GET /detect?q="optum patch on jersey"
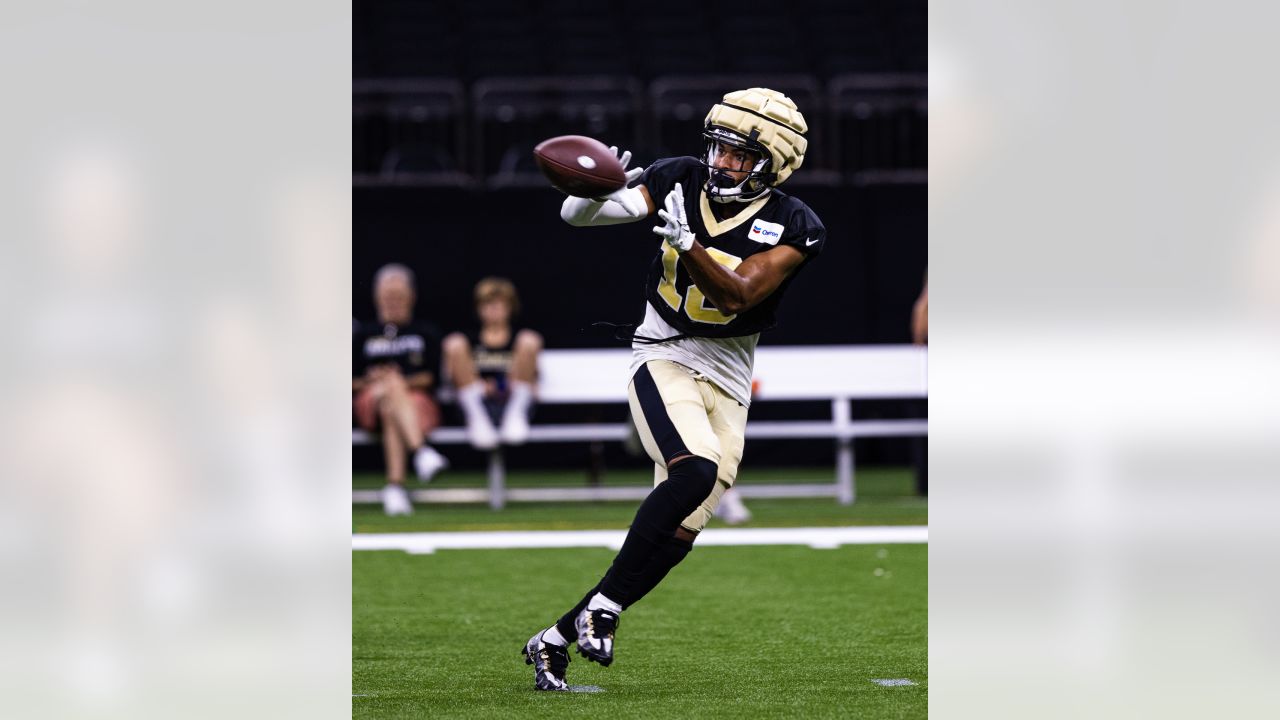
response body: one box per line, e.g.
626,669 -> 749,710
747,219 -> 784,245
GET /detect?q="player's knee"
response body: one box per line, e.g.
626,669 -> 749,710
671,454 -> 716,483
631,456 -> 718,541
377,397 -> 397,418
514,329 -> 543,354
442,332 -> 469,356
665,455 -> 718,509
668,441 -> 721,469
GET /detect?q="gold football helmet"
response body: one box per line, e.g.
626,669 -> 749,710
701,88 -> 808,202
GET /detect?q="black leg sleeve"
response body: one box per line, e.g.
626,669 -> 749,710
553,531 -> 697,641
623,533 -> 695,609
597,456 -> 717,606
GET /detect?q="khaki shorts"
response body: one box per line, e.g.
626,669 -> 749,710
353,385 -> 441,434
627,359 -> 748,533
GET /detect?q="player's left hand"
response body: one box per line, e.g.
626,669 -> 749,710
652,182 -> 695,252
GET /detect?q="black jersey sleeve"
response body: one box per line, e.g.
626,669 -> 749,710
777,200 -> 827,258
635,156 -> 701,209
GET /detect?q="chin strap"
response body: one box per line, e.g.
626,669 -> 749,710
703,170 -> 773,204
708,188 -> 772,204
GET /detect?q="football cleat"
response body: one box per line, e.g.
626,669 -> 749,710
574,608 -> 619,666
523,630 -> 570,691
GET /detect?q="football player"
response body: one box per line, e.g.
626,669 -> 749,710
523,88 -> 825,691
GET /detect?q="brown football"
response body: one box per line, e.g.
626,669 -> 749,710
532,135 -> 627,198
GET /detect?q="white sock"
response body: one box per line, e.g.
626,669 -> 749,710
458,381 -> 486,412
507,380 -> 534,415
586,593 -> 623,615
542,625 -> 568,647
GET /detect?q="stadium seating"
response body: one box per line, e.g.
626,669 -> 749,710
353,0 -> 925,81
353,79 -> 473,184
472,77 -> 643,183
353,73 -> 925,186
351,0 -> 928,186
830,74 -> 928,183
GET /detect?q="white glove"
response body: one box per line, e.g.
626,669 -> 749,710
610,145 -> 645,184
652,182 -> 695,252
561,147 -> 648,226
592,145 -> 645,217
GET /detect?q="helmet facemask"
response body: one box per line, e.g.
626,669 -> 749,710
701,126 -> 774,204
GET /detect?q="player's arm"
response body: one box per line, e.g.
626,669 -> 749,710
652,182 -> 808,314
681,243 -> 805,315
560,186 -> 654,226
560,147 -> 655,226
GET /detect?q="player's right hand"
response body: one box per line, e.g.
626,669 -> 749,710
593,146 -> 645,217
652,182 -> 695,252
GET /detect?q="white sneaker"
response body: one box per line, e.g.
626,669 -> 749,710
716,488 -> 752,525
381,484 -> 413,516
465,411 -> 500,450
498,408 -> 530,445
413,445 -> 449,482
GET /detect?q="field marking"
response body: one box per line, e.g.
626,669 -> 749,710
352,526 -> 926,553
567,685 -> 605,693
871,679 -> 917,687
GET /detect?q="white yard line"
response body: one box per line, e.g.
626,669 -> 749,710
352,526 -> 927,553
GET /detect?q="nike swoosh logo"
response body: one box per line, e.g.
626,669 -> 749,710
805,237 -> 819,246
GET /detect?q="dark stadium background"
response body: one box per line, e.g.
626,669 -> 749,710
352,0 -> 926,473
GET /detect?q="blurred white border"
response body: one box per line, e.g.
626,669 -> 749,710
0,3 -> 350,718
931,0 -> 1280,716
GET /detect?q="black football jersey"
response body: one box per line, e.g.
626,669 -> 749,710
467,327 -> 526,399
636,157 -> 826,338
353,320 -> 442,380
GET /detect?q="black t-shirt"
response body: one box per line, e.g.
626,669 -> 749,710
635,156 -> 826,338
353,320 -> 442,385
469,328 -> 518,399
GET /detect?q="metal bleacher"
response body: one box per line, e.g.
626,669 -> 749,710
352,346 -> 928,510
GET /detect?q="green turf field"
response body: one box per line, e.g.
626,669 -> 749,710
353,466 -> 927,532
353,543 -> 926,719
353,465 -> 927,717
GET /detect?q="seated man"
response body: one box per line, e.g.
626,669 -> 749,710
443,277 -> 542,449
353,264 -> 448,516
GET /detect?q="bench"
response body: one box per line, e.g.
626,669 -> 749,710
353,345 -> 928,509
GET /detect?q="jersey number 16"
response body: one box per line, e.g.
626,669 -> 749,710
656,244 -> 743,325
